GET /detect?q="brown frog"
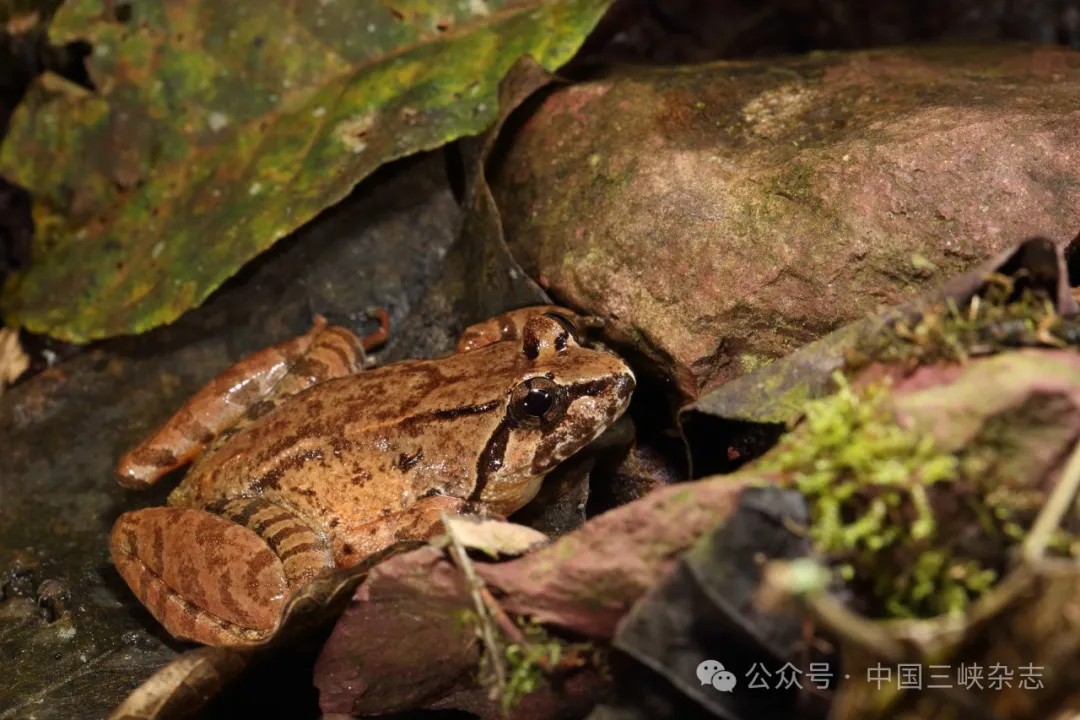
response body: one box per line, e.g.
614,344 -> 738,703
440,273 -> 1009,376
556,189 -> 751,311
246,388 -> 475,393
110,307 -> 635,646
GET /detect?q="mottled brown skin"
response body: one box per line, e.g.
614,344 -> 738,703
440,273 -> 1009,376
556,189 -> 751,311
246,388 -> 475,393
117,310 -> 390,489
111,309 -> 634,647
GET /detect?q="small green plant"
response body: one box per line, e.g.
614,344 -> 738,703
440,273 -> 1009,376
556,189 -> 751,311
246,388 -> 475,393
501,639 -> 564,713
461,606 -> 592,716
848,273 -> 1079,372
755,372 -> 1048,619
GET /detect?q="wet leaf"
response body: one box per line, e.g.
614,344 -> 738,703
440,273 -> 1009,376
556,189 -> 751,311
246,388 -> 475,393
313,547 -> 479,716
0,0 -> 614,342
591,488 -> 820,720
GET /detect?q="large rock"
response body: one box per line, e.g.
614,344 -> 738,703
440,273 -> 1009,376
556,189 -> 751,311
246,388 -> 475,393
492,44 -> 1080,401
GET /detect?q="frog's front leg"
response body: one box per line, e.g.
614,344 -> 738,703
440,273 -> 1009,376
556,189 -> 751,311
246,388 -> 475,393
110,498 -> 335,647
338,494 -> 471,564
118,311 -> 389,489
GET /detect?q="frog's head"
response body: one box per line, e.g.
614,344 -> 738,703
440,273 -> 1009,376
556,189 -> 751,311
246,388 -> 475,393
477,313 -> 635,514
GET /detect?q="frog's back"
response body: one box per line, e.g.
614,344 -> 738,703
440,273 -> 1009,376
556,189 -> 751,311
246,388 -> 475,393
167,347 -> 518,515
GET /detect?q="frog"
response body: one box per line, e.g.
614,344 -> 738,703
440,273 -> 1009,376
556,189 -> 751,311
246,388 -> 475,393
110,307 -> 635,647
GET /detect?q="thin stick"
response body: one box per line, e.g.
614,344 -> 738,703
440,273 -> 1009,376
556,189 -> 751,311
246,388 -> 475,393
480,587 -> 528,645
1024,436 -> 1080,561
442,513 -> 507,692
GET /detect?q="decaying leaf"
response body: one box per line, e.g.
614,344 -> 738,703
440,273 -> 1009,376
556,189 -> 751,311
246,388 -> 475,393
591,488 -> 822,720
0,326 -> 29,394
0,0 -> 614,342
433,515 -> 550,559
313,546 -> 479,716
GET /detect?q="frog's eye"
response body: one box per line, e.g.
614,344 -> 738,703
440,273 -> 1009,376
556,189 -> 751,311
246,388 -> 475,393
508,377 -> 568,428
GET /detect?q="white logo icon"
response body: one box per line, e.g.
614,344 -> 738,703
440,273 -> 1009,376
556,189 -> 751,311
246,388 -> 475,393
696,659 -> 737,692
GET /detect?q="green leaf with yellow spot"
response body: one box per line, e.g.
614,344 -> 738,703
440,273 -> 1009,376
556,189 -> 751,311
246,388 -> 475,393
0,0 -> 613,342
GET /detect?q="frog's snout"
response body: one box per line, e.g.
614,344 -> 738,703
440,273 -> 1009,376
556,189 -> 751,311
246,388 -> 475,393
612,372 -> 636,413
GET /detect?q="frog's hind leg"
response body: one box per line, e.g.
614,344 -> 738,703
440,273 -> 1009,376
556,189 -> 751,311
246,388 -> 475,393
110,500 -> 335,647
205,497 -> 335,587
117,312 -> 388,490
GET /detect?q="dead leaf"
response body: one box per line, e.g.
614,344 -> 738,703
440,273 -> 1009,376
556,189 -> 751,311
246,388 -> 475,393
0,327 -> 29,394
433,516 -> 550,559
593,487 -> 820,720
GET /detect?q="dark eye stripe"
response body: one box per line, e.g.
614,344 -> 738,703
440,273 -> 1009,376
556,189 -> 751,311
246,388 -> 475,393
471,418 -> 512,502
563,377 -> 615,399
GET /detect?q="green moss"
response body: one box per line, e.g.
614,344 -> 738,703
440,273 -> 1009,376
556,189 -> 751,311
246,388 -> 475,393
501,638 -> 563,713
848,273 -> 1080,372
754,370 -> 1061,619
461,608 -> 595,717
738,352 -> 775,374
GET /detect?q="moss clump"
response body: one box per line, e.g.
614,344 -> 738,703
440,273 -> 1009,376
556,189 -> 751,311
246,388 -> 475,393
755,373 -> 1030,619
501,639 -> 563,713
847,273 -> 1080,372
460,607 -> 594,716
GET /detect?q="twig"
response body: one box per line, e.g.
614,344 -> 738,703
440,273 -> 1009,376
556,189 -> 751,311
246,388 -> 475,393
442,513 -> 507,693
1024,435 -> 1080,561
480,587 -> 528,644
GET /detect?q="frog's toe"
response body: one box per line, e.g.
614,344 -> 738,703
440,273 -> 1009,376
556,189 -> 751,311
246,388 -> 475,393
110,507 -> 288,646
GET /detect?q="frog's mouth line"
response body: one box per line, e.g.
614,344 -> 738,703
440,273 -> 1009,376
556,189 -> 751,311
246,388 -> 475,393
470,373 -> 635,504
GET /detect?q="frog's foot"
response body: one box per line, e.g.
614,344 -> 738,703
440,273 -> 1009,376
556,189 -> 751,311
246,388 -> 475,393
455,306 -> 597,353
111,501 -> 334,647
358,307 -> 391,361
337,495 -> 468,565
118,315 -> 385,490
